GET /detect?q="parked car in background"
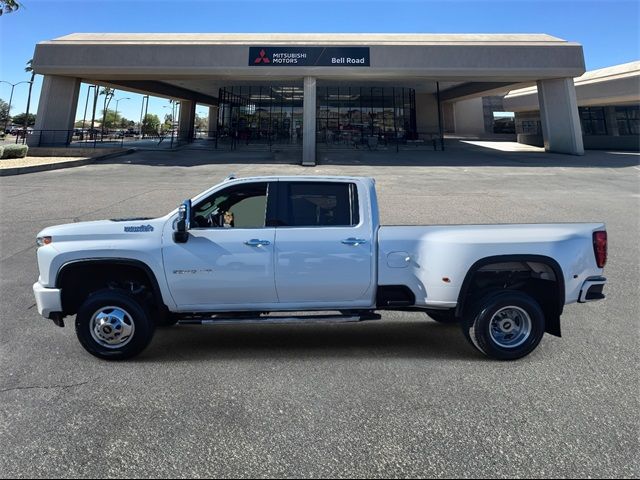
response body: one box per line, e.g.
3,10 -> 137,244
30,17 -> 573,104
14,128 -> 33,138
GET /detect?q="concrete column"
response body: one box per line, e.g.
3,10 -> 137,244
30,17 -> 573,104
453,97 -> 485,135
29,75 -> 81,146
208,106 -> 218,138
302,77 -> 316,166
178,100 -> 196,142
537,78 -> 584,155
442,102 -> 455,133
415,93 -> 439,134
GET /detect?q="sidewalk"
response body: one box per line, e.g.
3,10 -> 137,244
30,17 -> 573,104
0,148 -> 135,176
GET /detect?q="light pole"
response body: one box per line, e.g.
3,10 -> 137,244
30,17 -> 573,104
171,101 -> 181,146
1,80 -> 32,133
139,95 -> 149,138
114,97 -> 130,146
113,97 -> 130,131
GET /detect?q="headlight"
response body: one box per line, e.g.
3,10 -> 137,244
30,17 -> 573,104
36,236 -> 52,247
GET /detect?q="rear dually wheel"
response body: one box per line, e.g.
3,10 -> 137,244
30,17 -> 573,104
462,291 -> 545,360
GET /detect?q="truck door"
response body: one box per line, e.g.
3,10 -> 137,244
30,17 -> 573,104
274,181 -> 374,306
162,181 -> 279,310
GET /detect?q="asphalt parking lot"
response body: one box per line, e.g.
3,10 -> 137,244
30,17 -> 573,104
1,143 -> 638,478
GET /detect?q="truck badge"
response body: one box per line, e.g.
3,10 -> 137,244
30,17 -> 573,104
124,225 -> 154,233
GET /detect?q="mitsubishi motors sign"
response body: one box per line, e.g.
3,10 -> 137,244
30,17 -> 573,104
249,47 -> 370,67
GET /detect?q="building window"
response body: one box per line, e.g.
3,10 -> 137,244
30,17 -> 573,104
615,106 -> 639,136
316,86 -> 416,145
579,107 -> 607,135
216,85 -> 416,146
517,120 -> 540,135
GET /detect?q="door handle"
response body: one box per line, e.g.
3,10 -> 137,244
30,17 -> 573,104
245,239 -> 271,247
341,238 -> 367,246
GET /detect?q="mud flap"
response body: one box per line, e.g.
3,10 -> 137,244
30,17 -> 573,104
545,315 -> 561,337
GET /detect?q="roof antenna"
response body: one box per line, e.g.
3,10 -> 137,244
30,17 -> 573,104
224,173 -> 237,182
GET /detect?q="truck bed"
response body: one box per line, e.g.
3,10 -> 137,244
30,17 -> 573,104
377,223 -> 605,308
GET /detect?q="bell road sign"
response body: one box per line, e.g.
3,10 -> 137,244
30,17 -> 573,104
249,47 -> 370,67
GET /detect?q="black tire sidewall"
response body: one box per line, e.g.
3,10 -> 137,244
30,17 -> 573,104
467,291 -> 545,360
75,290 -> 155,360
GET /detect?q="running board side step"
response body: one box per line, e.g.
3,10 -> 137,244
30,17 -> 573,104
178,312 -> 381,326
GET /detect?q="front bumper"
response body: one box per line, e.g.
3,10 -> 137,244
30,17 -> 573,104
33,282 -> 62,318
578,276 -> 607,303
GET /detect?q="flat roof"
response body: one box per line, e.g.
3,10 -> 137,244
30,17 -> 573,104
506,61 -> 640,98
45,32 -> 575,46
32,32 -> 586,103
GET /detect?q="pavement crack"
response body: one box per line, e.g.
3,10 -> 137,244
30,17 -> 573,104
0,380 -> 91,394
0,244 -> 37,263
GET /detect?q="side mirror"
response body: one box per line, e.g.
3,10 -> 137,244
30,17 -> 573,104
173,199 -> 191,243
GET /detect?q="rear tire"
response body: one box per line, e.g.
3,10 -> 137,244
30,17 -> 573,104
461,291 -> 545,360
75,289 -> 155,360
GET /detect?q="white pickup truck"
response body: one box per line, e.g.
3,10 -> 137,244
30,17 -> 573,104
33,175 -> 607,361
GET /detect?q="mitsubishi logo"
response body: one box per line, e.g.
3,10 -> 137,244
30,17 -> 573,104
254,49 -> 270,64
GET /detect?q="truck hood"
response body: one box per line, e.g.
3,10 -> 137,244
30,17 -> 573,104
37,217 -> 168,242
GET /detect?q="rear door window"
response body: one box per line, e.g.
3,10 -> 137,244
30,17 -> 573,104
278,182 -> 359,227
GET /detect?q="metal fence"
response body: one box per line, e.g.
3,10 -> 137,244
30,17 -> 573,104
3,128 -> 445,152
7,129 -> 188,150
200,130 -> 445,152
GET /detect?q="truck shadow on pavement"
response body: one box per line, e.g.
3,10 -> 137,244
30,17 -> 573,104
141,321 -> 482,362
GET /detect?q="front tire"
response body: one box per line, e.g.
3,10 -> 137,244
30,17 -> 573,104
462,291 -> 545,360
75,289 -> 155,360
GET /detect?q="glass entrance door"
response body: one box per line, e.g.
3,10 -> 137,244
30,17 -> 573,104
218,86 -> 304,146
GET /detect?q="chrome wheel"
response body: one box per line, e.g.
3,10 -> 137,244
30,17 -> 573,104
489,306 -> 532,349
90,306 -> 135,349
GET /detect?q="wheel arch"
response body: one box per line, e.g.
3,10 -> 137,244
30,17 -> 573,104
56,258 -> 166,316
455,254 -> 565,337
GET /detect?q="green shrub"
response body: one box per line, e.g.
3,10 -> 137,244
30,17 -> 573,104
1,144 -> 29,159
0,146 -> 4,158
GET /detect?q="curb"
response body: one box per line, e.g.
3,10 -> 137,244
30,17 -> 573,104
0,148 -> 137,176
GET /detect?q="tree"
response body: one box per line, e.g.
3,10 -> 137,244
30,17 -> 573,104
99,87 -> 115,134
101,109 -> 121,130
0,0 -> 20,15
163,113 -> 173,132
11,112 -> 36,127
24,59 -> 36,131
142,113 -> 160,135
195,113 -> 208,131
0,99 -> 9,126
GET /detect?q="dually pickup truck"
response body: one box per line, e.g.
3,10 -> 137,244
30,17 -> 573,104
33,175 -> 608,361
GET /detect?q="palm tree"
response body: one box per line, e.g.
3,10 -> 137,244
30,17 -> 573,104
23,59 -> 35,135
99,87 -> 115,137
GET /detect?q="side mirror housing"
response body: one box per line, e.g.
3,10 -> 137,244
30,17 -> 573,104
173,199 -> 191,243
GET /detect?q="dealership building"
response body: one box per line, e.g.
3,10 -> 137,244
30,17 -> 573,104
504,61 -> 639,151
31,33 -> 590,164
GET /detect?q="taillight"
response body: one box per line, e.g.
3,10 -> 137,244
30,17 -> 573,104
593,231 -> 607,268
